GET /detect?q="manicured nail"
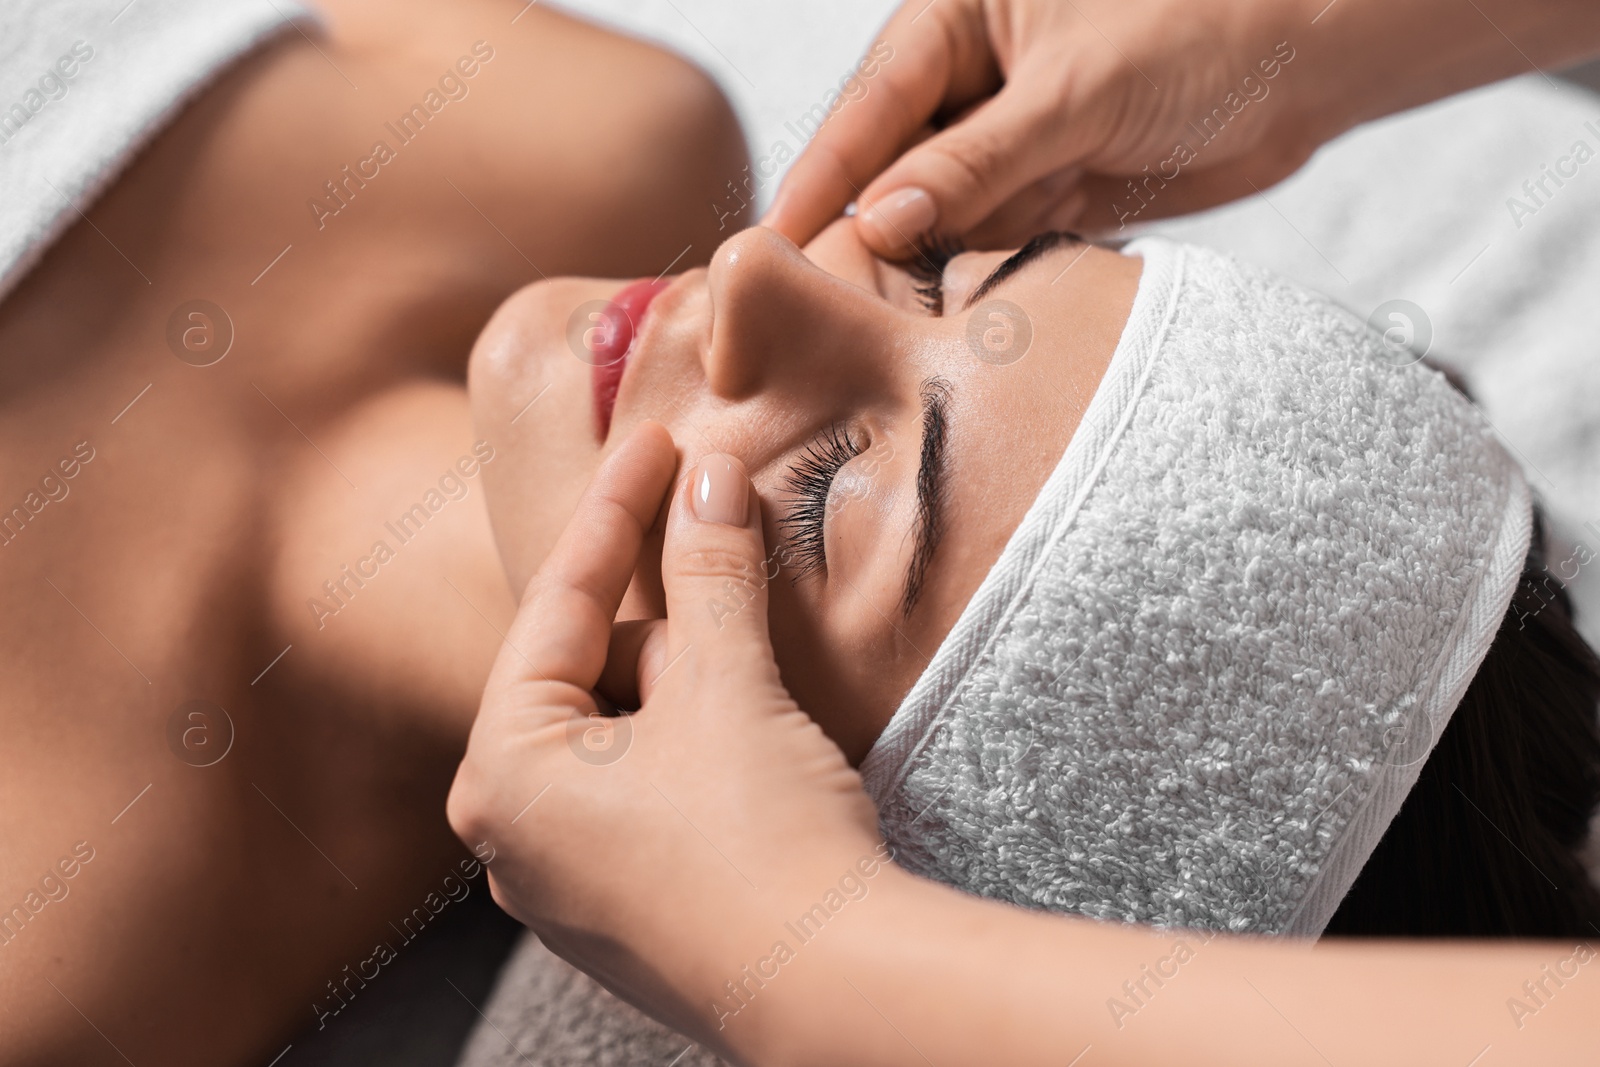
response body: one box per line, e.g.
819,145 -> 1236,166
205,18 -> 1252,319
690,454 -> 748,526
860,187 -> 937,249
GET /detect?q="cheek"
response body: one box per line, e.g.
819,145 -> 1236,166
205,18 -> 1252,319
763,577 -> 907,766
765,580 -> 852,748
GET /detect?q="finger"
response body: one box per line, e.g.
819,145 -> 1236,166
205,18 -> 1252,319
658,453 -> 781,677
761,2 -> 998,247
486,422 -> 678,700
852,67 -> 1100,258
597,618 -> 669,710
960,165 -> 1083,249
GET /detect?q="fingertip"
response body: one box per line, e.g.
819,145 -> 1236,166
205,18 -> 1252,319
601,420 -> 678,490
757,187 -> 795,240
685,452 -> 752,527
763,191 -> 838,249
857,186 -> 937,256
660,452 -> 774,649
623,419 -> 676,457
854,216 -> 914,260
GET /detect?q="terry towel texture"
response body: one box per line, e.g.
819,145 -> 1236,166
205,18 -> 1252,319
861,235 -> 1531,935
454,935 -> 727,1067
0,0 -> 313,304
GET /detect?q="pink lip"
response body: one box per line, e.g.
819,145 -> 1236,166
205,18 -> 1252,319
590,278 -> 671,441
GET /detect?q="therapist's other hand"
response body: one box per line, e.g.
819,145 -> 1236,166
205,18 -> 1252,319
764,0 -> 1317,255
447,422 -> 882,1050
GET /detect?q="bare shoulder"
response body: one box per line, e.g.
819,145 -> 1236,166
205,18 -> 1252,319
300,0 -> 752,285
0,2 -> 753,1062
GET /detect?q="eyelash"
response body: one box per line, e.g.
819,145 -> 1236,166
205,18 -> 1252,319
777,422 -> 864,578
906,234 -> 965,316
775,238 -> 962,578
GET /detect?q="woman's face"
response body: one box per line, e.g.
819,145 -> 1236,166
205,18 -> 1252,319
469,221 -> 1141,763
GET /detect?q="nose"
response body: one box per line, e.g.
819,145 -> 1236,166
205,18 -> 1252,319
701,225 -> 907,401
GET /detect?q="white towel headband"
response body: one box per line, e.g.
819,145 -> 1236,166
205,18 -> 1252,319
861,236 -> 1531,935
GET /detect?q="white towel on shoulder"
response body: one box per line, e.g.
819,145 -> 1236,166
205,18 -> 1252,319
0,0 -> 314,303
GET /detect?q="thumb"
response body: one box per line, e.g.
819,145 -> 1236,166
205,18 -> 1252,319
855,71 -> 1095,257
659,453 -> 782,684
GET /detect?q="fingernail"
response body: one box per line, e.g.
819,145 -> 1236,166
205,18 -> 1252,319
860,187 -> 936,249
690,454 -> 748,526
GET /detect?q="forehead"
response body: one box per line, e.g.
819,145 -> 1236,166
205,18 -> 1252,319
915,244 -> 1141,616
806,244 -> 1145,739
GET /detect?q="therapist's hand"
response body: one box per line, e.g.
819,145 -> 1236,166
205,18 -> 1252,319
763,0 -> 1318,254
445,437 -> 1600,1067
446,422 -> 883,1053
767,0 -> 1600,256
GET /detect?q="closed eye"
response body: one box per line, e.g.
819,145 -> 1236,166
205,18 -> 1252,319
906,235 -> 964,316
777,422 -> 862,578
905,230 -> 1085,317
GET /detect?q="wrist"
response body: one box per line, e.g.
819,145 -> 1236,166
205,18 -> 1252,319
729,870 -> 915,1067
721,860 -> 931,1067
1276,0 -> 1600,145
683,841 -> 908,1066
1245,0 -> 1364,156
738,864 -> 1094,1067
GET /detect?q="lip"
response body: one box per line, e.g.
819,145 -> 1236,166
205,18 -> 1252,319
590,278 -> 672,441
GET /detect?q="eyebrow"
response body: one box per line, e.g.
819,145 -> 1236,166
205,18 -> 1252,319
961,230 -> 1082,312
901,376 -> 951,618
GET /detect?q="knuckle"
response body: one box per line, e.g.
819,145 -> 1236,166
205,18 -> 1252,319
530,566 -> 610,615
673,542 -> 760,584
930,134 -> 1007,203
486,873 -> 511,916
589,489 -> 646,533
445,773 -> 487,843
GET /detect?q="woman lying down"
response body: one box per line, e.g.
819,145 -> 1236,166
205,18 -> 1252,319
454,228 -> 1600,1067
3,1 -> 1597,1065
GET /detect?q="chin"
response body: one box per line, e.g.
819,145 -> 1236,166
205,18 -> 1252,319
467,278 -> 611,592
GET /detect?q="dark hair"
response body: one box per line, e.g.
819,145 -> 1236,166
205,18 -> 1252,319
1324,505 -> 1600,937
